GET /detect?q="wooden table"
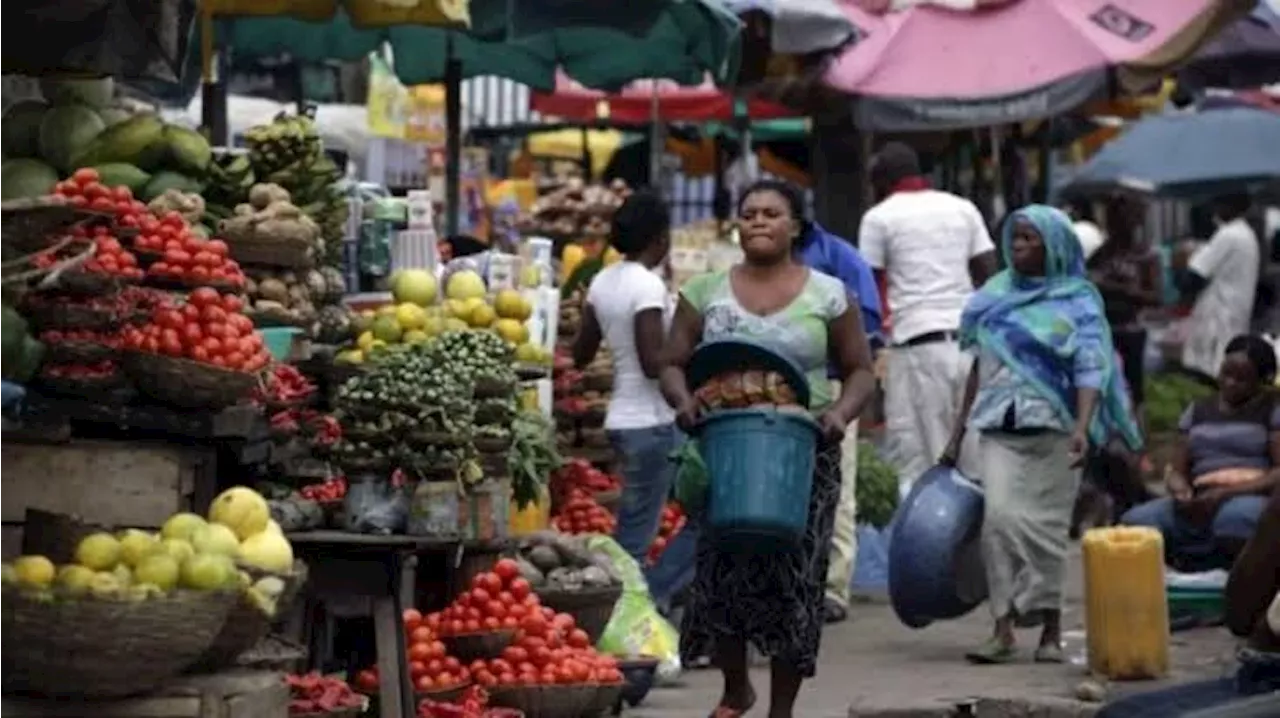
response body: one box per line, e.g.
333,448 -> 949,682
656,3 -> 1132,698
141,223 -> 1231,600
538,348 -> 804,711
285,532 -> 512,718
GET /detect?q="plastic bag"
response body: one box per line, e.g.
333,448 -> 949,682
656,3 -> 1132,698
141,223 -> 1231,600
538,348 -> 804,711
344,472 -> 408,534
585,536 -> 682,682
670,441 -> 708,515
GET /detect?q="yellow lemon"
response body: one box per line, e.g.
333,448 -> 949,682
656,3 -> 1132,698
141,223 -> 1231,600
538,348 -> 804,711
75,532 -> 122,571
13,555 -> 55,589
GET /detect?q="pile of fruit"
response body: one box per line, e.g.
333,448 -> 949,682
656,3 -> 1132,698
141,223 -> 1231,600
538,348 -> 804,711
549,458 -> 621,507
299,476 -> 348,504
516,178 -> 630,240
467,606 -> 623,688
694,369 -> 802,411
2,487 -> 293,616
285,673 -> 364,716
137,211 -> 246,291
121,287 -> 270,373
417,685 -> 522,718
430,558 -> 534,637
245,264 -> 347,329
646,501 -> 687,566
337,268 -> 546,368
509,532 -> 621,594
2,77 -> 211,208
550,490 -> 617,536
252,363 -> 317,408
551,344 -> 611,452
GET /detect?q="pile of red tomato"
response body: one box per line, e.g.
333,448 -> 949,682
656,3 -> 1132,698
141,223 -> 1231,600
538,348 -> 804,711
417,685 -> 522,718
467,606 -> 623,689
136,212 -> 245,290
646,501 -> 687,565
430,559 -> 534,637
53,168 -> 147,223
355,610 -> 469,696
32,224 -> 144,281
551,489 -> 617,535
121,287 -> 270,372
550,458 -> 621,501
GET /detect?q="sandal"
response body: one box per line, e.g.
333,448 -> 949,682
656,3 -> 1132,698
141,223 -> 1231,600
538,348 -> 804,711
824,597 -> 849,624
708,689 -> 756,718
1034,644 -> 1065,664
965,638 -> 1018,665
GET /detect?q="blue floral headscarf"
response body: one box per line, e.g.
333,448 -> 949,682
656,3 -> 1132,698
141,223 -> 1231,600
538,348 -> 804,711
959,204 -> 1143,451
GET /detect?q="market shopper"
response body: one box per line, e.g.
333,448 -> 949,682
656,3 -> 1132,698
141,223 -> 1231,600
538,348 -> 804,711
659,180 -> 876,718
1176,193 -> 1262,381
745,180 -> 883,625
859,142 -> 998,497
572,190 -> 684,566
1121,334 -> 1278,571
942,205 -> 1142,664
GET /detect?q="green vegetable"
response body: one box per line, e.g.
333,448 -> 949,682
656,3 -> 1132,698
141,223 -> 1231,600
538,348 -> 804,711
1144,373 -> 1213,434
509,410 -> 560,509
856,441 -> 898,529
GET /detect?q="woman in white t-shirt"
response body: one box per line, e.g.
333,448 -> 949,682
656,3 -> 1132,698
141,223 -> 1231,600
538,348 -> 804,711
573,191 -> 682,565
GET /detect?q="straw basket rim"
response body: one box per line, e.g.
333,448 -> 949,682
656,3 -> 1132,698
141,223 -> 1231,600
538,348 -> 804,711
123,350 -> 261,409
441,629 -> 516,661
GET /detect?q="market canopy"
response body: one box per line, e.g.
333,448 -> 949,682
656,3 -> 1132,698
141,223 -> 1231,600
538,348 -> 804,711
819,0 -> 1252,131
1058,104 -> 1280,199
217,0 -> 742,90
530,71 -> 794,123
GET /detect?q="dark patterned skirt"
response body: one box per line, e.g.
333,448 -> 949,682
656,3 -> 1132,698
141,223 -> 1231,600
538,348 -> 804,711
679,441 -> 841,678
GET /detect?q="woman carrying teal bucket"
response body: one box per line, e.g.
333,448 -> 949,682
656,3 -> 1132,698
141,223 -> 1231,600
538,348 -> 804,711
942,204 -> 1143,664
659,180 -> 877,718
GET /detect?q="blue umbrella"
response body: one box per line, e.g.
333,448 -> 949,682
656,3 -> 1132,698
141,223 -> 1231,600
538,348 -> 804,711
1060,105 -> 1280,199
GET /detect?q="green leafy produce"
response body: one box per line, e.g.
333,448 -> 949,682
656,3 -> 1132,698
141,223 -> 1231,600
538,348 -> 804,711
1144,373 -> 1213,434
509,410 -> 561,509
856,441 -> 898,528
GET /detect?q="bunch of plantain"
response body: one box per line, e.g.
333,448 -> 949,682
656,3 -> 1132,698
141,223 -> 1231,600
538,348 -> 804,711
203,153 -> 255,225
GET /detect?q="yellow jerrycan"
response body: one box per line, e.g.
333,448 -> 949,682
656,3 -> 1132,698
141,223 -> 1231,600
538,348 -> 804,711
1082,527 -> 1170,680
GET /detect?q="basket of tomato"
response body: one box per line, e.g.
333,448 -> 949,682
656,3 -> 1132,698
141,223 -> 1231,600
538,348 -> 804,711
429,559 -> 538,661
135,211 -> 246,293
120,287 -> 269,409
37,359 -> 134,402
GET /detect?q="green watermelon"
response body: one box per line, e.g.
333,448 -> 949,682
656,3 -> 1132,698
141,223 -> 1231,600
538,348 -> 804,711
38,103 -> 105,173
1,159 -> 58,200
1,100 -> 49,159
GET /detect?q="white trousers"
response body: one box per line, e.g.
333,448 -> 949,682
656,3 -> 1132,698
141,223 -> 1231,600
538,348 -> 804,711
826,415 -> 859,607
883,340 -> 975,498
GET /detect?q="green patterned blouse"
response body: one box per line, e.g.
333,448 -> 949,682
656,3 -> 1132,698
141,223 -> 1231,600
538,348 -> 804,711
680,268 -> 849,410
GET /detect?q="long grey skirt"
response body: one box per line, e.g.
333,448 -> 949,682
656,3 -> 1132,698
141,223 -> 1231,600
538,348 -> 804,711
978,431 -> 1080,620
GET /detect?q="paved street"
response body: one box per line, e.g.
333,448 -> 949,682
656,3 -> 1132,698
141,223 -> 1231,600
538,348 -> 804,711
625,553 -> 1240,717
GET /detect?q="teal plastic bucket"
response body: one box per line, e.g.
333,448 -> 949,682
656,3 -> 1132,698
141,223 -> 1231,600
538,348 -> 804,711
699,408 -> 819,551
261,327 -> 301,361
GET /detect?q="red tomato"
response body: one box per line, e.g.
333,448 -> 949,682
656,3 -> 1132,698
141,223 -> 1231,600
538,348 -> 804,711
471,587 -> 491,606
415,675 -> 435,691
409,626 -> 432,644
508,578 -> 531,601
355,669 -> 379,692
408,642 -> 431,661
493,558 -> 520,583
189,287 -> 220,307
72,168 -> 100,185
473,571 -> 503,594
221,293 -> 244,313
408,660 -> 426,679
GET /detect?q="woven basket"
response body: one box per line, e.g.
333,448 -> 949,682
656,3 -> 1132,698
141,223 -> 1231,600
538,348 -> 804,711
235,633 -> 308,671
442,630 -> 515,661
584,683 -> 624,716
24,301 -> 120,331
57,270 -> 125,295
0,197 -> 87,251
1,588 -> 238,698
144,275 -> 242,295
45,339 -> 118,364
416,681 -> 470,705
124,352 -> 260,409
489,685 -> 596,718
190,560 -> 309,672
475,435 -> 514,453
226,236 -> 314,269
536,586 -> 622,643
37,373 -> 135,404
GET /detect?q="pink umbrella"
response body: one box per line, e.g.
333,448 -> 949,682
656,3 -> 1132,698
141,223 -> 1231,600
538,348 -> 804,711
531,70 -> 796,123
824,0 -> 1252,130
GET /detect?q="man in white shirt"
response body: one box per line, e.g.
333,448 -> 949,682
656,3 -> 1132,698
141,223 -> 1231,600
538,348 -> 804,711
1176,194 -> 1261,379
859,143 -> 998,496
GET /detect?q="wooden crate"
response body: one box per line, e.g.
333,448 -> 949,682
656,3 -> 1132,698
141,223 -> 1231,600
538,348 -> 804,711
0,671 -> 288,718
1,440 -> 211,560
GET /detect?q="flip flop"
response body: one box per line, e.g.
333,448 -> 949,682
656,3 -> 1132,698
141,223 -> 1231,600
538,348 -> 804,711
1034,644 -> 1065,664
824,598 -> 849,624
708,689 -> 757,718
965,638 -> 1018,665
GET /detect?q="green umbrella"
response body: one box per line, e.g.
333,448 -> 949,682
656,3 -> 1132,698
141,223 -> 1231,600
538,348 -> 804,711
217,0 -> 741,90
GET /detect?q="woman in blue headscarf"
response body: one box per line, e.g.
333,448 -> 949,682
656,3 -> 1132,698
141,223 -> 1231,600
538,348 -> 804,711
941,205 -> 1143,665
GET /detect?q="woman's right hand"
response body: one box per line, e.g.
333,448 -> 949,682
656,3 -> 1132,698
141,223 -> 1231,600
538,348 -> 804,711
939,431 -> 964,467
675,396 -> 702,432
1166,469 -> 1193,501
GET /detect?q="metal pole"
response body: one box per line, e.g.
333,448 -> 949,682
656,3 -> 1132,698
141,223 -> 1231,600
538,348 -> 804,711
444,33 -> 463,237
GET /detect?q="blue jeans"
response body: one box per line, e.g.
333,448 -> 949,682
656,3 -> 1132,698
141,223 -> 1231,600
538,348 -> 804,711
1121,495 -> 1267,572
608,424 -> 685,565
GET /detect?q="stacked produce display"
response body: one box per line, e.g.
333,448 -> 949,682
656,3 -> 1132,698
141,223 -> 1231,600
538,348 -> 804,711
515,179 -> 630,244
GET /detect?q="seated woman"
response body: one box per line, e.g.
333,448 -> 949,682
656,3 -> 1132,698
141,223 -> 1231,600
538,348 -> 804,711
1122,335 -> 1279,571
1096,484 -> 1280,718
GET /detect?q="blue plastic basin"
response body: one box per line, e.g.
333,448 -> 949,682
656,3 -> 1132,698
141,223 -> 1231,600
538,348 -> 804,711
888,464 -> 988,628
700,407 -> 819,551
260,327 -> 301,361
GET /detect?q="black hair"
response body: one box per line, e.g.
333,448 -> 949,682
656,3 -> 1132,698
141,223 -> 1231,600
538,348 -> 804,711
1214,192 -> 1253,221
738,178 -> 806,220
1224,334 -> 1278,383
870,141 -> 921,186
446,234 -> 488,258
609,190 -> 670,256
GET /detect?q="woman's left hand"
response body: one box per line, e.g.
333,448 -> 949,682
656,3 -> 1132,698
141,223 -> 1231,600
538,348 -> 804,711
818,410 -> 848,443
1067,429 -> 1089,468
